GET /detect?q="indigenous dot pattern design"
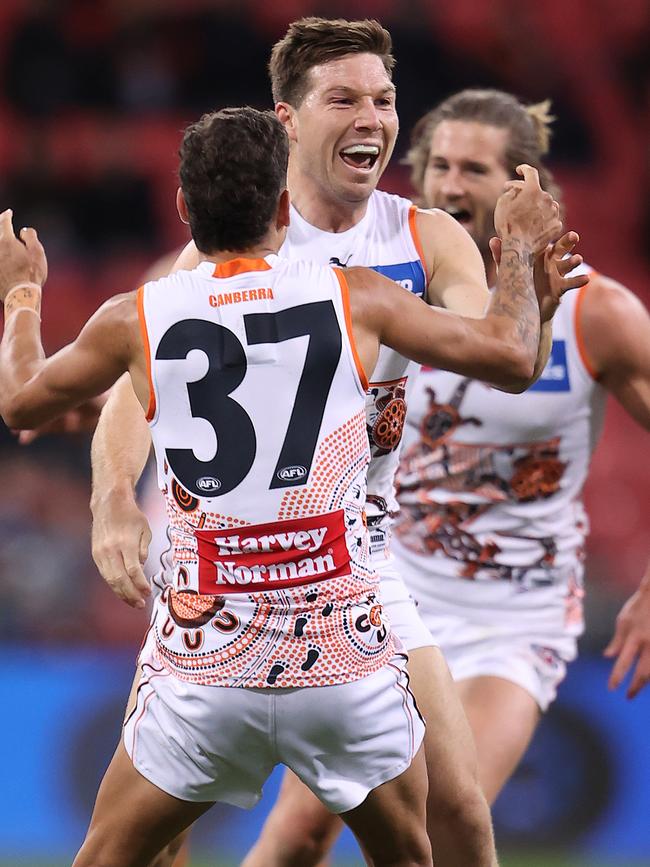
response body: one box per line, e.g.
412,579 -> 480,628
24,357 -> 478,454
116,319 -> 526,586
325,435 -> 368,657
151,411 -> 393,688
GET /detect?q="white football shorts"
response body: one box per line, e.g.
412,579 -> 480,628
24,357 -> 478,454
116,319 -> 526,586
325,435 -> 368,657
123,632 -> 425,813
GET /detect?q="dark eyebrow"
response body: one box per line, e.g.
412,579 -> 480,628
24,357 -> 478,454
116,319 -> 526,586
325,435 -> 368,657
463,160 -> 490,172
324,84 -> 397,97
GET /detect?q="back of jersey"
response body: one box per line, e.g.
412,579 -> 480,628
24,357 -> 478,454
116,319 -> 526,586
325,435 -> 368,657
138,254 -> 393,688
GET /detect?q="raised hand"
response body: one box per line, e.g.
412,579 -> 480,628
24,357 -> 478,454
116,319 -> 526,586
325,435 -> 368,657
534,231 -> 589,323
494,164 -> 563,256
0,210 -> 48,300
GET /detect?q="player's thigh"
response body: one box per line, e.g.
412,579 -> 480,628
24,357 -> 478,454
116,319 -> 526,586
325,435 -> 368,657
270,768 -> 342,837
73,740 -> 212,867
341,745 -> 431,866
278,657 -> 425,815
407,644 -> 481,791
456,675 -> 540,804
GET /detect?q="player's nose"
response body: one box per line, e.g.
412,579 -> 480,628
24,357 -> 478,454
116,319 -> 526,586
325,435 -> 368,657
354,98 -> 382,131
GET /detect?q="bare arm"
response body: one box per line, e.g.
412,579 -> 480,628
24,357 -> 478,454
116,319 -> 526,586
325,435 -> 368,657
579,274 -> 650,698
349,246 -> 542,393
492,230 -> 589,384
0,292 -> 139,428
90,375 -> 154,609
0,211 -> 143,428
417,208 -> 490,318
581,275 -> 650,429
88,244 -> 199,608
349,165 -> 563,392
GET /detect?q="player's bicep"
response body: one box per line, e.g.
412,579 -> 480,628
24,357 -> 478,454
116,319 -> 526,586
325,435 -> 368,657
418,209 -> 489,317
25,296 -> 134,417
583,280 -> 650,430
372,273 -> 473,368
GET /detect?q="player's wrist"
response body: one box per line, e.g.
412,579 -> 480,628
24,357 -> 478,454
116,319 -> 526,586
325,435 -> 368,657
497,236 -> 534,260
3,282 -> 43,320
90,479 -> 138,514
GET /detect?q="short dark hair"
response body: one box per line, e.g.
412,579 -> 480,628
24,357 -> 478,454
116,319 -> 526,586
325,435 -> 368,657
269,17 -> 395,106
406,89 -> 561,203
179,107 -> 289,253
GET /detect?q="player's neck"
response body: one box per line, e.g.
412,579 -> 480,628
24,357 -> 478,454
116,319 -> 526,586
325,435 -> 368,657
197,239 -> 280,267
288,165 -> 370,233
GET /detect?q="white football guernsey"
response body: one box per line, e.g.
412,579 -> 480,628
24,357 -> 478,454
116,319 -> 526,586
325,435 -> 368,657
393,267 -> 606,637
138,254 -> 393,688
281,190 -> 428,543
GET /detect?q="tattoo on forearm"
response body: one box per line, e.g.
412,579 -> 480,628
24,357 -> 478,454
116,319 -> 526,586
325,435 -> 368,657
4,283 -> 42,320
491,247 -> 539,352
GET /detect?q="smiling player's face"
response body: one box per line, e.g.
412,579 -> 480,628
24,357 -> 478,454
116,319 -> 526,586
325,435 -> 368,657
422,120 -> 510,257
283,52 -> 398,207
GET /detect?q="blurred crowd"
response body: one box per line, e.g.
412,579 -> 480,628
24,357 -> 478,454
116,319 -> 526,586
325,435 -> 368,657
0,0 -> 648,647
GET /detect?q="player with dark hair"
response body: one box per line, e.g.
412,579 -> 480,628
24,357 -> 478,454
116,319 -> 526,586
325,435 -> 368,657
0,102 -> 565,867
86,19 -> 582,867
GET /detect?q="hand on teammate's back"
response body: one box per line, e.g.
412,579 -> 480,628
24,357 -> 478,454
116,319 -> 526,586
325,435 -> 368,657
493,164 -> 562,255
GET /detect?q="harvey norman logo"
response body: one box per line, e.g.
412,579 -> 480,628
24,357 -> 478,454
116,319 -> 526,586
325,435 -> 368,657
196,510 -> 350,593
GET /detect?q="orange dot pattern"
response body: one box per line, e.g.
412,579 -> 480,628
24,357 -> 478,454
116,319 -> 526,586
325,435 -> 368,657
151,410 -> 394,688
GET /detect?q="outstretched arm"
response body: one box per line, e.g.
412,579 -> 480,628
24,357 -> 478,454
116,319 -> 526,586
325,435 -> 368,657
0,211 -> 141,428
350,165 -> 564,392
578,274 -> 650,698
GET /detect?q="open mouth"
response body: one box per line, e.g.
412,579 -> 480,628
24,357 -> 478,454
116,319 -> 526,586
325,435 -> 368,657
340,144 -> 380,171
444,206 -> 473,225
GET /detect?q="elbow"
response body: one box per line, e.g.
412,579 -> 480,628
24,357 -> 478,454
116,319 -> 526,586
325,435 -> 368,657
0,395 -> 39,430
492,346 -> 536,394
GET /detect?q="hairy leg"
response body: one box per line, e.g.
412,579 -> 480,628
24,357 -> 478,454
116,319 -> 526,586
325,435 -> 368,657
241,770 -> 341,867
456,675 -> 541,805
407,646 -> 498,867
72,740 -> 212,867
341,745 -> 432,867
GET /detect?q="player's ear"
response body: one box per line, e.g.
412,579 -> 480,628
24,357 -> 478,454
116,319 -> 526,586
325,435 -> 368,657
176,188 -> 190,225
277,189 -> 291,230
276,102 -> 298,142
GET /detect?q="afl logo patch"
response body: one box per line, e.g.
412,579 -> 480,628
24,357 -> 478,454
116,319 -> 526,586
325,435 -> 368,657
196,476 -> 222,494
277,465 -> 307,482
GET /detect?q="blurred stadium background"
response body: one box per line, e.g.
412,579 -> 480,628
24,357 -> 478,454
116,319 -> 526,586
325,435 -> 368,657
1,0 -> 649,865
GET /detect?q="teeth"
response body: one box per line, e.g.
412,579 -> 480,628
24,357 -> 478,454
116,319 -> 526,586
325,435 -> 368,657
444,206 -> 471,220
341,144 -> 380,155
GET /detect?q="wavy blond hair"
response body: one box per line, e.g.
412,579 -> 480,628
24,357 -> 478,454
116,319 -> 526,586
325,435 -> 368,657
406,89 -> 560,205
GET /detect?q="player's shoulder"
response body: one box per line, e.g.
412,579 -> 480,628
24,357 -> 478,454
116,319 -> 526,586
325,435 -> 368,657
578,267 -> 647,371
414,205 -> 469,232
580,269 -> 643,324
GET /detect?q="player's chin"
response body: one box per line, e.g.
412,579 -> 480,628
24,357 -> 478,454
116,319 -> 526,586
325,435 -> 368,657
339,168 -> 380,198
